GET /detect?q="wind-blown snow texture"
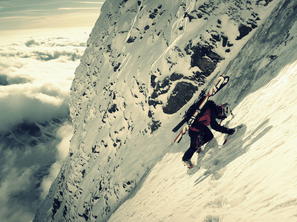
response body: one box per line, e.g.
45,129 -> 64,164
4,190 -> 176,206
34,0 -> 297,221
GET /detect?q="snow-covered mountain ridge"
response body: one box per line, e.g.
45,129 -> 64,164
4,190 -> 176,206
34,0 -> 297,221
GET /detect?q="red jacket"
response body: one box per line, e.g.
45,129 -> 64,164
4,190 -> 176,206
190,100 -> 230,134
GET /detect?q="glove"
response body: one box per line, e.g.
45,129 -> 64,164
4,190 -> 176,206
227,128 -> 235,135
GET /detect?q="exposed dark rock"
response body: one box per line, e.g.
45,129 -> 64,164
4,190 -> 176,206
163,81 -> 198,114
106,44 -> 112,52
108,104 -> 118,113
184,12 -> 197,22
149,9 -> 158,19
79,212 -> 89,221
187,44 -> 223,76
169,73 -> 183,81
104,206 -> 111,213
269,55 -> 278,60
236,24 -> 253,40
211,34 -> 221,42
248,21 -> 258,29
148,110 -> 153,118
52,198 -> 62,218
191,72 -> 206,83
205,50 -> 223,62
150,75 -> 157,88
256,0 -> 273,6
187,43 -> 223,62
149,13 -> 156,20
222,35 -> 228,47
144,25 -> 150,30
166,56 -> 177,70
150,73 -> 183,99
150,120 -> 161,133
148,99 -> 162,107
227,42 -> 233,47
92,145 -> 100,153
127,36 -> 136,43
112,62 -> 121,72
82,169 -> 86,178
119,0 -> 128,7
196,56 -> 217,75
197,13 -> 203,19
184,40 -> 193,54
63,206 -> 68,217
174,46 -> 184,57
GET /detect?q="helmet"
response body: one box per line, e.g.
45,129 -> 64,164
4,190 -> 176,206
217,103 -> 231,119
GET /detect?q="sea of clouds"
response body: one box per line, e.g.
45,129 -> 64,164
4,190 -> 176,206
0,28 -> 90,222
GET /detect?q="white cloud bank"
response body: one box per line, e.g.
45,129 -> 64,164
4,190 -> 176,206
0,28 -> 89,222
0,29 -> 89,131
41,123 -> 73,199
0,91 -> 67,132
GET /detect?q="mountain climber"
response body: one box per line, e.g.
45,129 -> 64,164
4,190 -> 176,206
182,100 -> 235,168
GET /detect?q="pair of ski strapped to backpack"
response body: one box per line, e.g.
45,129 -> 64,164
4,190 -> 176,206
172,75 -> 230,143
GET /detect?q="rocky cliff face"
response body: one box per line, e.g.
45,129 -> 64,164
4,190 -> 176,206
34,0 -> 283,221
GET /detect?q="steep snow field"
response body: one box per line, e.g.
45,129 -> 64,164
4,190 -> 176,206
109,1 -> 297,220
109,60 -> 297,222
109,2 -> 297,220
34,0 -> 297,221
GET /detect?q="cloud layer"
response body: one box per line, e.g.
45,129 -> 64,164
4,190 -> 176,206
0,32 -> 86,132
0,28 -> 88,222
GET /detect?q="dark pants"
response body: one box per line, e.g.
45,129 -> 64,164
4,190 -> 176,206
182,125 -> 213,161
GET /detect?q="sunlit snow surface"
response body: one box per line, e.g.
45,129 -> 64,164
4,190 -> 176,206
109,61 -> 297,222
0,27 -> 89,222
108,3 -> 297,221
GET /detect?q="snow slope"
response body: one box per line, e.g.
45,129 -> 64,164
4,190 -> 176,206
109,44 -> 297,222
34,0 -> 297,221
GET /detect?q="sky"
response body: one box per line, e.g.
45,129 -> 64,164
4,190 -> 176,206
0,0 -> 104,31
0,1 -> 104,221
